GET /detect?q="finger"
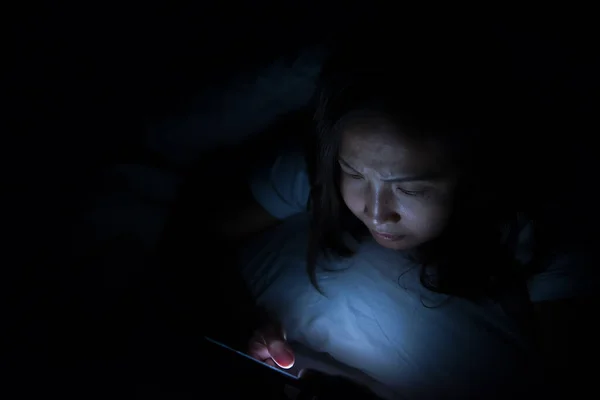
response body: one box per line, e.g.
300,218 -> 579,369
254,325 -> 295,369
249,338 -> 288,369
264,359 -> 277,367
248,339 -> 272,361
266,339 -> 295,369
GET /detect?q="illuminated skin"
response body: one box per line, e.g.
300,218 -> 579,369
249,122 -> 461,370
248,322 -> 295,369
339,122 -> 459,251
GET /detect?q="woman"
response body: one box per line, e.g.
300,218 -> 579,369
221,40 -> 595,399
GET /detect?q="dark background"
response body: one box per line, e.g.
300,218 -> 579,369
7,4 -> 598,398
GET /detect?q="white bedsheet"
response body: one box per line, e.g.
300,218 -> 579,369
240,213 -> 540,399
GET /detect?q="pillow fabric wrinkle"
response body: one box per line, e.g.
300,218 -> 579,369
269,152 -> 310,213
239,148 -> 598,397
364,298 -> 421,375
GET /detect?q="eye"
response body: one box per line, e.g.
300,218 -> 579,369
397,187 -> 427,197
341,169 -> 363,180
340,165 -> 363,179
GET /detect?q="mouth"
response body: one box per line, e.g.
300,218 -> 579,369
371,230 -> 405,242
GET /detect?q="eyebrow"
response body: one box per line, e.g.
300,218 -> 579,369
338,157 -> 441,183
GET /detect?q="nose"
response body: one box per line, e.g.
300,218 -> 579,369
364,187 -> 401,225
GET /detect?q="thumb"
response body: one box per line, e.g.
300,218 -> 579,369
266,339 -> 295,369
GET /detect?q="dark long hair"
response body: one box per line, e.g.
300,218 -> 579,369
306,42 -> 537,300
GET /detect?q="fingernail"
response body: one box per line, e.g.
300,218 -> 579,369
270,342 -> 295,369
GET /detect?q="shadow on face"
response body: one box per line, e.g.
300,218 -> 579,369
338,124 -> 459,250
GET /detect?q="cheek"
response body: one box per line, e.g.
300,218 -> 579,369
340,178 -> 364,213
403,201 -> 453,238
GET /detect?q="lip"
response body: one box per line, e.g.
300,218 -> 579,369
371,230 -> 405,241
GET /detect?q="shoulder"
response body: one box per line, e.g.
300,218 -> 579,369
528,248 -> 596,303
516,217 -> 597,303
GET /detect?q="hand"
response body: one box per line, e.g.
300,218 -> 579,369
298,369 -> 381,400
248,322 -> 295,369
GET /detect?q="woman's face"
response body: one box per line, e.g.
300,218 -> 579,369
339,123 -> 459,250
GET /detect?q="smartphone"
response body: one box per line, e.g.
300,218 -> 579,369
204,336 -> 300,383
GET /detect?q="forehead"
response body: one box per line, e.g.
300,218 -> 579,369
339,126 -> 445,172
